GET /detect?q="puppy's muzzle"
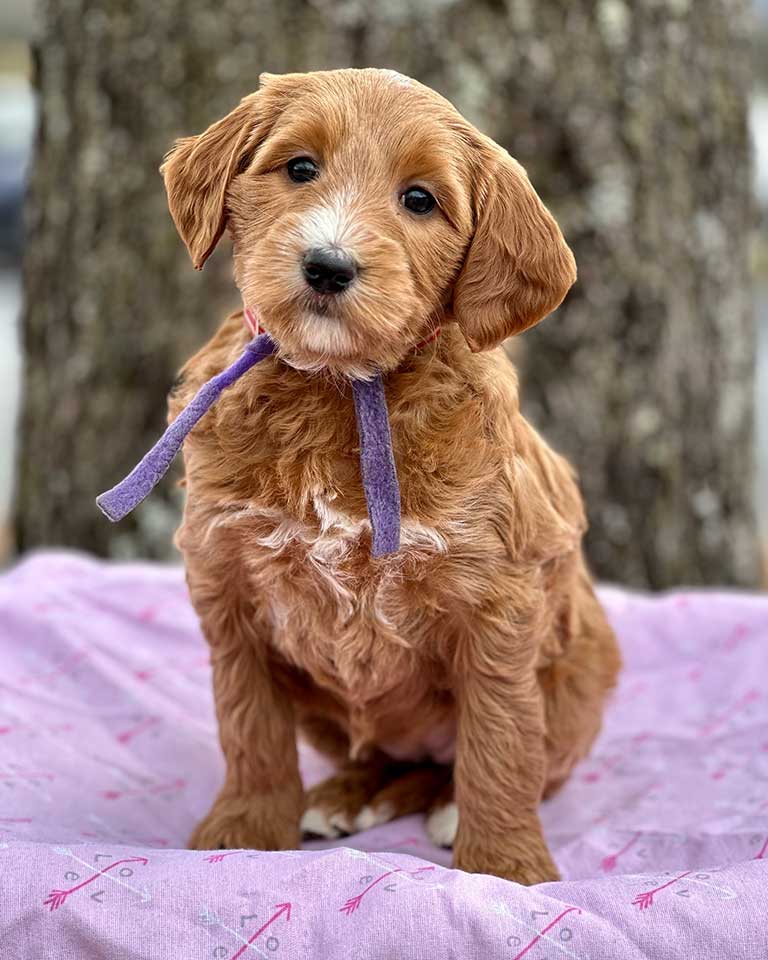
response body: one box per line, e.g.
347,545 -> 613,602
302,247 -> 357,295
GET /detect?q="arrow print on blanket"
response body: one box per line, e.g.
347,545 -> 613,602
201,901 -> 292,957
631,871 -> 692,910
340,865 -> 436,916
509,906 -> 583,960
44,852 -> 150,911
230,903 -> 292,959
630,869 -> 738,910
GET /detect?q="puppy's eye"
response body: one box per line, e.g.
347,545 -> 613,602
401,187 -> 436,215
287,157 -> 319,183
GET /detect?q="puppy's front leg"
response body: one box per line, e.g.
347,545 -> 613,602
453,624 -> 559,885
189,598 -> 302,852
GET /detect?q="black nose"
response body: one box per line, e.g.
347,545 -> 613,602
302,248 -> 357,294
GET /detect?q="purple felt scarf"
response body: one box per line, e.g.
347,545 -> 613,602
96,332 -> 401,557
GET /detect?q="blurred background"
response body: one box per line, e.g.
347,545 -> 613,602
0,0 -> 766,589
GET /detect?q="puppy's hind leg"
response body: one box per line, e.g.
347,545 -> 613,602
355,763 -> 452,833
302,759 -> 451,838
302,755 -> 392,839
539,578 -> 622,798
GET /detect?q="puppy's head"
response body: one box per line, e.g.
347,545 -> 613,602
162,69 -> 575,376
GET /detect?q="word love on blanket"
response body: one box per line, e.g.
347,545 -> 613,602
96,330 -> 401,557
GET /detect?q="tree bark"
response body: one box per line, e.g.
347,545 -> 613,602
499,1 -> 758,589
18,0 -> 758,585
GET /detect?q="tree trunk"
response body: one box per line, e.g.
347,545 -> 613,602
18,0 -> 758,585
499,1 -> 758,589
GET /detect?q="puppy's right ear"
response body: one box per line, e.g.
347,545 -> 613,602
161,75 -> 283,270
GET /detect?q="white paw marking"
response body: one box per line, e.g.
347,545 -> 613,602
328,810 -> 353,835
354,803 -> 395,832
301,807 -> 341,839
426,802 -> 458,847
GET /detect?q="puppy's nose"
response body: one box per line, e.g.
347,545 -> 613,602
302,247 -> 357,295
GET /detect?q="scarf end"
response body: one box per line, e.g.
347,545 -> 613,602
95,485 -> 141,523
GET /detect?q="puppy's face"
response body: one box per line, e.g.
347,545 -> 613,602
163,69 -> 576,377
226,71 -> 473,378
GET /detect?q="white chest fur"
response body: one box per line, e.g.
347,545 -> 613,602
212,496 -> 447,671
202,494 -> 457,761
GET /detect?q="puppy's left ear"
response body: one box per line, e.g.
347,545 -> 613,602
453,144 -> 576,352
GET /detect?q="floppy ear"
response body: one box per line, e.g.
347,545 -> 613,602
452,145 -> 576,352
161,75 -> 284,270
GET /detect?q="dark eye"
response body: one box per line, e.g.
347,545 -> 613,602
287,157 -> 319,183
401,187 -> 436,215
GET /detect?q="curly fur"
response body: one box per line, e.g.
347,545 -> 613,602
165,68 -> 620,884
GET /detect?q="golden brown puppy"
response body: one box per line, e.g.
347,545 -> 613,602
164,68 -> 620,885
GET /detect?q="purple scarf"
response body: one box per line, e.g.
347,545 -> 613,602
96,332 -> 401,557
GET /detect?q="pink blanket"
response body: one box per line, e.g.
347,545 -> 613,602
0,551 -> 766,958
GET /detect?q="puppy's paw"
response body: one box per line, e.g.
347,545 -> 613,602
302,763 -> 450,839
301,766 -> 388,839
499,858 -> 560,886
454,849 -> 560,885
300,805 -> 354,840
425,801 -> 459,848
453,825 -> 560,885
189,791 -> 301,852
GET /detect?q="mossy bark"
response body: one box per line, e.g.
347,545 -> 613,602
18,0 -> 758,585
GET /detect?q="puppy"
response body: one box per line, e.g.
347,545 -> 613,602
164,68 -> 620,885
